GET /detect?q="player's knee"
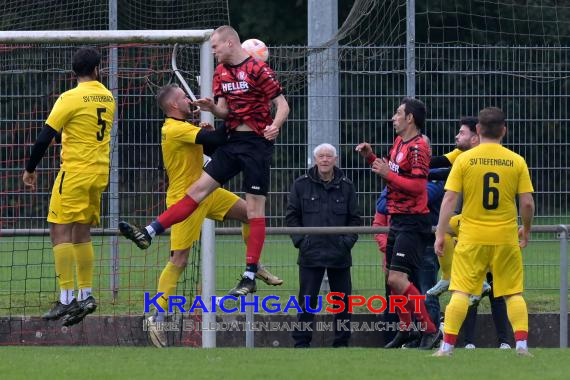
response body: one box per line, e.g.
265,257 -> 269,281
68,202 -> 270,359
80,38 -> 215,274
386,277 -> 398,291
386,272 -> 405,293
171,258 -> 188,268
72,223 -> 91,244
50,223 -> 73,245
246,211 -> 264,220
245,194 -> 265,218
170,252 -> 189,268
246,203 -> 265,219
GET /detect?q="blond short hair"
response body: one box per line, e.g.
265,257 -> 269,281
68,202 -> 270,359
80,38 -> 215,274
213,25 -> 240,43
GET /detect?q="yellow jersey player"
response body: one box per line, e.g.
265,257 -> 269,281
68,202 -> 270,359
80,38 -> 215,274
430,116 -> 480,171
433,107 -> 535,356
143,84 -> 283,348
22,47 -> 115,326
427,117 -> 491,301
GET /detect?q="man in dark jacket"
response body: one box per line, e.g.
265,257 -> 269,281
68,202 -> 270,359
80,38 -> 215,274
286,143 -> 361,348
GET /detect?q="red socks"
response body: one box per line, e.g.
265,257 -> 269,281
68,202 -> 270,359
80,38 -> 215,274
393,290 -> 413,328
391,283 -> 437,333
157,195 -> 199,229
246,218 -> 266,265
515,331 -> 528,342
444,334 -> 458,345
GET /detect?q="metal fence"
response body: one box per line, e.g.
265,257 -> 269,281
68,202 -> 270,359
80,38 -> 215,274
1,42 -> 568,313
2,45 -> 567,227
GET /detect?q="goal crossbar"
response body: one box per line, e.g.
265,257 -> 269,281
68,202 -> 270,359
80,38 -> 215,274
0,30 -> 213,44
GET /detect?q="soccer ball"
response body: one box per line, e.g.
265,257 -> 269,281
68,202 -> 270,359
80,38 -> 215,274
241,38 -> 269,62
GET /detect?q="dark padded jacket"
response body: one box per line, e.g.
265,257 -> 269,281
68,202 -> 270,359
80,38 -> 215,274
286,166 -> 361,268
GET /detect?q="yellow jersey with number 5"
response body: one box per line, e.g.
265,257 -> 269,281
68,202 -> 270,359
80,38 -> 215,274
445,143 -> 534,245
46,81 -> 115,174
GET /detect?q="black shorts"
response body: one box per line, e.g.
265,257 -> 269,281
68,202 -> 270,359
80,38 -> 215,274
385,214 -> 432,275
203,131 -> 274,196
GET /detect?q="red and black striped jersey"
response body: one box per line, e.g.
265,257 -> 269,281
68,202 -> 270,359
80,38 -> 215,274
385,134 -> 430,215
213,56 -> 282,136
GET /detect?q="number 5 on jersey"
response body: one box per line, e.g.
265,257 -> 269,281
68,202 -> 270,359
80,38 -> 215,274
96,107 -> 106,141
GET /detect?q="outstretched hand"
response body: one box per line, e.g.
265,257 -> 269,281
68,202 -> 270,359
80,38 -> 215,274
355,142 -> 373,159
191,97 -> 215,112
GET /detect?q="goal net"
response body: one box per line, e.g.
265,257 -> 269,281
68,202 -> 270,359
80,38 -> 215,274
0,32 -> 212,346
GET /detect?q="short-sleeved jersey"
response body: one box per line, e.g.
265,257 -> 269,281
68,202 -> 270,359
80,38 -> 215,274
213,56 -> 282,135
444,148 -> 463,165
445,143 -> 534,245
46,81 -> 115,174
386,134 -> 431,215
161,118 -> 203,207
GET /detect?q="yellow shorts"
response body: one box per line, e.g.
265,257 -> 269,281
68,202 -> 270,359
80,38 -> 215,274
449,214 -> 461,236
169,188 -> 240,251
449,241 -> 523,297
47,170 -> 108,225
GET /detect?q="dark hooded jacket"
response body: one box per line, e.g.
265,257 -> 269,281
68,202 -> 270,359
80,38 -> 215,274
286,166 -> 361,268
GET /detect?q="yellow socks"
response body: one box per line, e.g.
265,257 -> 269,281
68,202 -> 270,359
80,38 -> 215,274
73,241 -> 94,300
506,295 -> 529,345
443,292 -> 469,336
53,243 -> 75,304
156,261 -> 185,312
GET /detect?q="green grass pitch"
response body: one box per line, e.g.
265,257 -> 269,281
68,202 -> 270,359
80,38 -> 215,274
0,347 -> 568,379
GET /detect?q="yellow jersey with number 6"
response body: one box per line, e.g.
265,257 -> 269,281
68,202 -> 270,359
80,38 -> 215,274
445,143 -> 534,245
46,81 -> 115,174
